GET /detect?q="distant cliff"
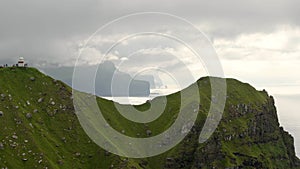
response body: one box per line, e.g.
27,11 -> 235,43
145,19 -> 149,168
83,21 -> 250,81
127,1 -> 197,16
96,61 -> 150,97
41,61 -> 151,97
0,67 -> 299,169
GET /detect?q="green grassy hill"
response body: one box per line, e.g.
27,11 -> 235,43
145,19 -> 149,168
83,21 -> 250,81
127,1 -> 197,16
0,67 -> 299,169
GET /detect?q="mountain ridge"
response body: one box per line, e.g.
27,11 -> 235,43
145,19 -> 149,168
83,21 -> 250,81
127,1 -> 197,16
0,67 -> 299,169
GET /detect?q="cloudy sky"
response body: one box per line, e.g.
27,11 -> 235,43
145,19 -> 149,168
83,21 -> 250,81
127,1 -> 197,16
1,0 -> 300,154
0,0 -> 299,90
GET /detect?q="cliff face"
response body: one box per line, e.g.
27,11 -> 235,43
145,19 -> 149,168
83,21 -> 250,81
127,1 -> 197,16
98,70 -> 150,97
159,80 -> 300,169
0,67 -> 299,169
42,61 -> 151,97
163,96 -> 300,168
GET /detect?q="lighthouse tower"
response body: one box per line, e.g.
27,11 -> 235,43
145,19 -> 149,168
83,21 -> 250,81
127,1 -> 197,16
18,57 -> 25,67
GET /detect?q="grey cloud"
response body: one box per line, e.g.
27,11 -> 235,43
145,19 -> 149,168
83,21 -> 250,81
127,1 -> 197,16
0,0 -> 299,66
99,0 -> 300,37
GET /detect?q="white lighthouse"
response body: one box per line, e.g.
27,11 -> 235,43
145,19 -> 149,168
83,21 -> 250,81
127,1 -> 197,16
18,57 -> 25,67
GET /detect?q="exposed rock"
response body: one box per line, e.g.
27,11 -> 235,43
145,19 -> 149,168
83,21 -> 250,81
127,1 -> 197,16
104,151 -> 110,156
146,129 -> 152,136
75,152 -> 81,157
139,160 -> 148,168
50,101 -> 55,105
1,94 -> 5,101
26,113 -> 32,119
30,77 -> 35,81
61,137 -> 66,143
10,142 -> 18,148
166,157 -> 174,162
181,122 -> 193,134
38,98 -> 43,103
0,142 -> 4,150
12,135 -> 18,139
57,160 -> 64,165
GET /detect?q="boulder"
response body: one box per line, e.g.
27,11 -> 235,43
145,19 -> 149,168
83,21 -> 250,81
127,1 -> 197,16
26,113 -> 32,119
146,129 -> 152,136
30,77 -> 35,81
75,152 -> 81,157
1,94 -> 5,101
57,159 -> 64,165
12,135 -> 18,139
0,142 -> 4,150
61,137 -> 66,143
38,98 -> 43,103
0,111 -> 3,117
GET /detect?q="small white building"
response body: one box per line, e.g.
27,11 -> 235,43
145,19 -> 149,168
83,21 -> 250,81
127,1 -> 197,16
18,57 -> 25,67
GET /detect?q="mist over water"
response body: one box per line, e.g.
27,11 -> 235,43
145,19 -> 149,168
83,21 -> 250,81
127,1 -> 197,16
275,94 -> 300,157
103,88 -> 179,105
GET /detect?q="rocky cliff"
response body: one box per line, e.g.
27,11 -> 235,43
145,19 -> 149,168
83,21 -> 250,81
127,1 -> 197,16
42,61 -> 151,97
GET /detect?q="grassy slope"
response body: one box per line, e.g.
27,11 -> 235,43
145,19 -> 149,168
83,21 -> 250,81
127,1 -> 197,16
0,67 -> 116,169
0,67 -> 298,169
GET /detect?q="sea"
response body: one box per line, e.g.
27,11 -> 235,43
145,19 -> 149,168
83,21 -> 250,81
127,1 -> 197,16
275,94 -> 300,157
102,89 -> 177,105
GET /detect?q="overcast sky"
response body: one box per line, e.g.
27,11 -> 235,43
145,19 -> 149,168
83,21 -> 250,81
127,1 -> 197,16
0,0 -> 299,92
1,0 -> 300,155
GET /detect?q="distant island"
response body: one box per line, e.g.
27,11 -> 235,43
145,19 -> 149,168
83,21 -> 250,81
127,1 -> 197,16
42,61 -> 154,97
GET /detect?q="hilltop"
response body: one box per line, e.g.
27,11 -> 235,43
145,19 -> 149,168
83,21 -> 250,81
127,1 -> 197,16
0,67 -> 299,168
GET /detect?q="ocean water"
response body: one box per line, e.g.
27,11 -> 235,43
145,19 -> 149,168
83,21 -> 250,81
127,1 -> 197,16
103,93 -> 300,157
282,126 -> 300,157
103,89 -> 177,105
102,96 -> 153,105
275,94 -> 300,157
